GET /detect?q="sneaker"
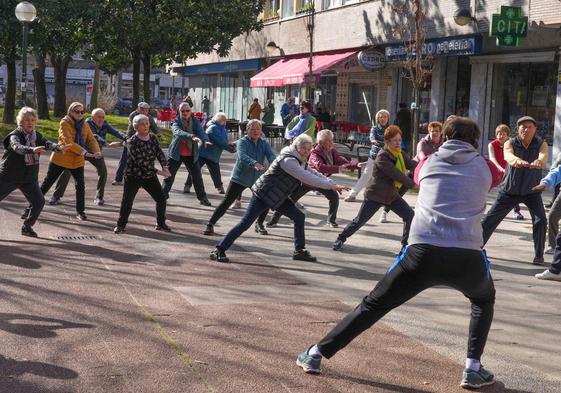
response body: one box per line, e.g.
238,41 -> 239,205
230,200 -> 242,209
48,196 -> 60,205
460,366 -> 495,389
217,186 -> 225,194
203,223 -> 214,235
296,347 -> 322,374
514,211 -> 524,220
200,198 -> 212,207
545,202 -> 553,208
94,197 -> 104,206
295,202 -> 305,209
332,239 -> 344,251
76,212 -> 87,221
326,221 -> 338,228
293,249 -> 317,262
545,247 -> 555,255
183,185 -> 191,194
21,226 -> 38,238
344,195 -> 356,202
113,226 -> 126,234
379,211 -> 388,223
254,223 -> 268,235
210,248 -> 229,263
532,256 -> 545,265
265,219 -> 279,228
155,224 -> 171,232
112,180 -> 123,186
535,270 -> 561,281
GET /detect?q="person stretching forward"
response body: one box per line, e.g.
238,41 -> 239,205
296,117 -> 501,390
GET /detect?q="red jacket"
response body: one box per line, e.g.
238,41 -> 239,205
308,144 -> 357,176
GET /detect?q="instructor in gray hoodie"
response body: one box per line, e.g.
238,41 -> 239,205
209,134 -> 349,263
296,117 -> 502,390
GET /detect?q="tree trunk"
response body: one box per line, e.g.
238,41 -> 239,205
51,55 -> 71,117
33,51 -> 49,119
142,53 -> 151,103
2,61 -> 17,124
132,52 -> 141,107
90,62 -> 100,110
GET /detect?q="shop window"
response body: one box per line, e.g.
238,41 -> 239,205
489,59 -> 557,143
203,75 -> 218,115
455,57 -> 471,117
219,74 -> 238,120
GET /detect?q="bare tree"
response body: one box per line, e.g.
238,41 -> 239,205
391,0 -> 433,153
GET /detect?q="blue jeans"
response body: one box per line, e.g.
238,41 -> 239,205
217,195 -> 305,252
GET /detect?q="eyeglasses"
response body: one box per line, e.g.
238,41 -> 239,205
181,109 -> 191,113
73,110 -> 85,114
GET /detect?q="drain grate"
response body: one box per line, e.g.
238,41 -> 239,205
55,235 -> 100,241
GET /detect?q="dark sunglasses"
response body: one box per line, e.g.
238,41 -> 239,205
73,109 -> 85,114
181,109 -> 191,113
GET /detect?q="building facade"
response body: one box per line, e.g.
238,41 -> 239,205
178,0 -> 561,157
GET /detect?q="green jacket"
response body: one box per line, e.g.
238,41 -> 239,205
286,115 -> 317,142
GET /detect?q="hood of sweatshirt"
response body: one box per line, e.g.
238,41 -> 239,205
280,145 -> 305,166
435,139 -> 479,165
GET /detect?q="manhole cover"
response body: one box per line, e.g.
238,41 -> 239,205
54,235 -> 100,241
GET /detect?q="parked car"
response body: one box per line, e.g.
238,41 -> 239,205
113,98 -> 133,116
150,97 -> 171,109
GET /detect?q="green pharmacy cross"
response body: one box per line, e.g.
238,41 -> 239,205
490,6 -> 528,47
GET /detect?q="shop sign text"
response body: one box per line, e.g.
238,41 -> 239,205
385,35 -> 481,61
490,6 -> 528,47
358,48 -> 385,70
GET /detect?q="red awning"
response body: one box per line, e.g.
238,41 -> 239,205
250,50 -> 356,88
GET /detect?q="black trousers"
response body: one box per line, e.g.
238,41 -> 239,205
317,244 -> 495,361
53,156 -> 107,199
208,181 -> 267,225
185,156 -> 223,190
114,146 -> 127,182
40,162 -> 85,214
481,192 -> 546,257
270,185 -> 339,224
162,156 -> 207,201
337,196 -> 414,246
117,175 -> 167,227
0,179 -> 45,227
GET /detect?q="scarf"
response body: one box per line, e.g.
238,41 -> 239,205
135,132 -> 150,141
64,116 -> 87,150
23,128 -> 39,166
286,113 -> 310,139
386,146 -> 406,189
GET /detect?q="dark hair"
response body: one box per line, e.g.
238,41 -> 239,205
399,102 -> 407,108
384,125 -> 402,141
300,100 -> 313,112
443,117 -> 480,149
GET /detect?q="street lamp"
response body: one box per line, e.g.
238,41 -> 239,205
454,8 -> 477,26
15,1 -> 37,108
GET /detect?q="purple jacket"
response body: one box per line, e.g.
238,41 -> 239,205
308,144 -> 357,176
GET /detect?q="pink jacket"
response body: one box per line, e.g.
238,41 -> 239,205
308,144 -> 358,176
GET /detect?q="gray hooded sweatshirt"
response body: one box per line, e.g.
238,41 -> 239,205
408,139 -> 491,250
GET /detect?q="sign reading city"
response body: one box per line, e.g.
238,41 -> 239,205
490,6 -> 528,47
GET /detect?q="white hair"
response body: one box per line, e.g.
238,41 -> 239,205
132,114 -> 149,130
316,129 -> 334,143
91,108 -> 105,117
375,109 -> 390,124
137,101 -> 150,109
178,102 -> 191,112
212,112 -> 227,123
293,134 -> 313,150
16,107 -> 37,127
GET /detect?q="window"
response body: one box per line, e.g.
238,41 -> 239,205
321,0 -> 358,10
264,0 -> 279,20
282,0 -> 294,17
489,58 -> 557,142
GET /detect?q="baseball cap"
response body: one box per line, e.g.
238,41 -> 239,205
517,116 -> 536,127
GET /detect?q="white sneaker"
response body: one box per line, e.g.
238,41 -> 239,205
230,200 -> 242,209
344,194 -> 356,202
545,247 -> 555,255
295,202 -> 305,209
379,211 -> 388,223
535,270 -> 561,281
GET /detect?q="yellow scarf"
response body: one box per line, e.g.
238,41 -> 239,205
386,146 -> 406,188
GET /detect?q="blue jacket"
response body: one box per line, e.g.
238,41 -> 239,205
230,135 -> 276,188
85,118 -> 126,147
541,166 -> 561,188
199,120 -> 235,163
168,116 -> 208,162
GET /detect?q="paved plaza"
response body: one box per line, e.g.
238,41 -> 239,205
0,148 -> 560,393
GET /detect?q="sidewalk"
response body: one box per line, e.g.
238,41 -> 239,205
0,148 -> 559,392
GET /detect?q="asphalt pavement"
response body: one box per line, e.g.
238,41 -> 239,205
0,147 -> 560,393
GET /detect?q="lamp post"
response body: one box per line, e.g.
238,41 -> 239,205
15,1 -> 37,108
303,0 -> 315,100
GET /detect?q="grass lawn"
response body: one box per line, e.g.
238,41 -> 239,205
0,108 -> 171,144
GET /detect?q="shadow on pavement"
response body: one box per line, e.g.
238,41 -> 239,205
0,354 -> 78,379
0,313 -> 94,338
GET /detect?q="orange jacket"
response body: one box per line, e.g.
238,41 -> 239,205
50,117 -> 100,169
